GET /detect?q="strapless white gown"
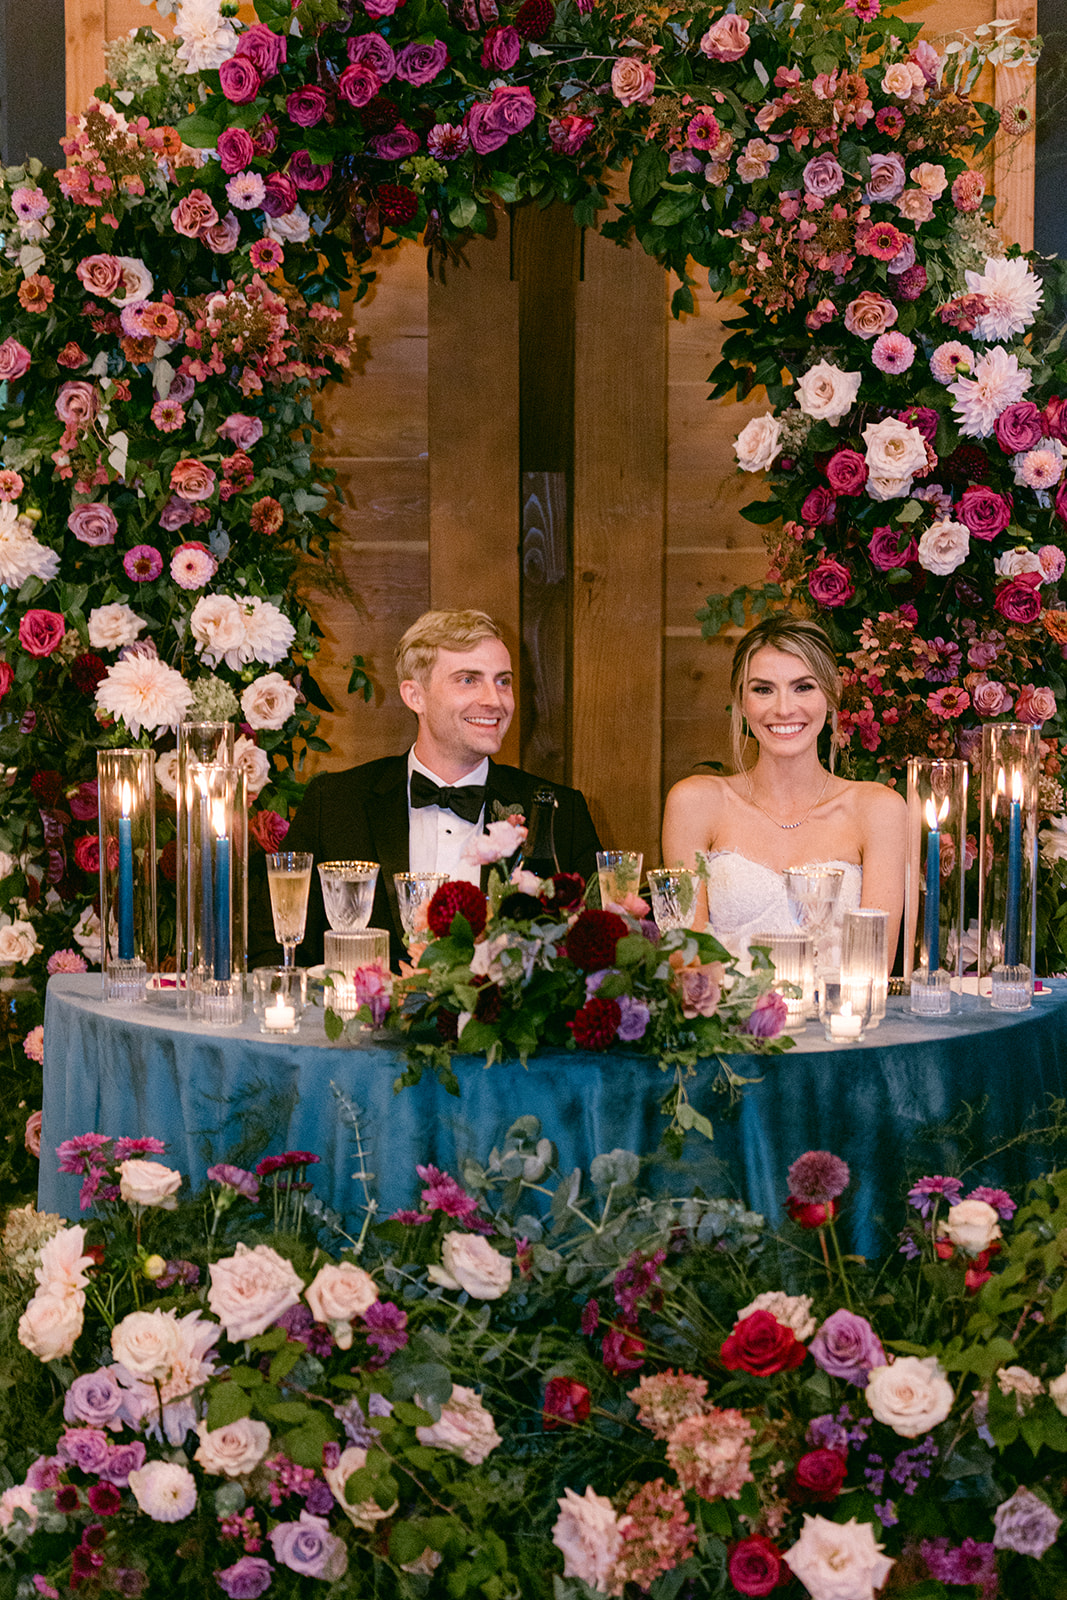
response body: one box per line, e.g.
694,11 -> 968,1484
698,850 -> 863,968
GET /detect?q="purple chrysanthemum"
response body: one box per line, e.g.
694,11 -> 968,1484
208,1163 -> 260,1200
787,1150 -> 851,1204
363,1300 -> 408,1362
907,1174 -> 963,1216
966,1185 -> 1016,1220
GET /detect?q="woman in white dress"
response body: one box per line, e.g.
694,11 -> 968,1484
661,614 -> 907,962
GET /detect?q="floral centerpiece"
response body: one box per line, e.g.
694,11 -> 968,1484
2,1118 -> 1067,1597
323,822 -> 792,1141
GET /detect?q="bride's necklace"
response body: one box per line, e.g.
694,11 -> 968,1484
744,769 -> 831,831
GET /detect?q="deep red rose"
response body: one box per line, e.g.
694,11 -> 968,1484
74,835 -> 111,874
728,1535 -> 784,1597
995,400 -> 1044,453
543,1376 -> 591,1429
824,450 -> 867,496
31,770 -> 65,808
1042,395 -> 1067,445
564,908 -> 629,970
71,653 -> 107,695
994,575 -> 1042,625
721,1310 -> 806,1376
69,780 -> 99,821
0,660 -> 13,700
427,880 -> 488,939
792,1448 -> 848,1502
568,995 -> 622,1049
785,1195 -> 838,1228
249,809 -> 290,854
808,557 -> 855,608
158,839 -> 178,883
540,871 -> 585,911
801,485 -> 837,525
435,1007 -> 460,1042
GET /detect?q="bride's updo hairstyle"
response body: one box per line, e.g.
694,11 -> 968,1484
729,614 -> 842,773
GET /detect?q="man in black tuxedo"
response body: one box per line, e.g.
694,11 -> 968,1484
248,609 -> 602,969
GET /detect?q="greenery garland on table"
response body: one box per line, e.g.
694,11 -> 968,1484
0,1118 -> 1066,1596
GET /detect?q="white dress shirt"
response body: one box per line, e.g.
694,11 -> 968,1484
406,750 -> 487,886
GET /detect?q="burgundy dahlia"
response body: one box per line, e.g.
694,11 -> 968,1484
71,652 -> 108,695
568,995 -> 622,1050
436,1007 -> 460,1042
427,879 -> 488,938
514,0 -> 554,36
360,96 -> 400,132
376,183 -> 418,225
564,908 -> 628,971
31,770 -> 65,808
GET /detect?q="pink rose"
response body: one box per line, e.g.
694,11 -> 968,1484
972,678 -> 1012,716
286,86 -> 328,127
218,54 -> 262,103
24,1109 -> 42,1157
338,62 -> 381,108
363,0 -> 403,16
1015,685 -> 1057,723
744,990 -> 788,1039
55,382 -> 99,428
208,1242 -> 303,1341
699,13 -> 750,59
956,485 -> 1012,541
676,962 -> 723,1018
844,292 -> 898,339
825,450 -> 868,496
0,338 -> 31,380
868,527 -> 917,570
865,152 -> 906,201
171,191 -> 218,238
202,213 -> 242,252
897,189 -> 934,223
549,114 -> 596,154
395,40 -> 448,85
217,414 -> 264,450
67,504 -> 117,546
808,558 -> 855,607
994,576 -> 1042,624
347,33 -> 396,80
481,25 -> 521,70
995,402 -> 1044,453
75,254 -> 123,297
466,87 -> 536,154
610,58 -> 655,107
216,127 -> 255,174
235,23 -> 286,77
19,610 -> 65,657
170,460 -> 217,502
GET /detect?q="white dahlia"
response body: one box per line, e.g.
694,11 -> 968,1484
0,506 -> 60,588
189,595 -> 247,670
949,346 -> 1031,439
965,256 -> 1043,342
240,598 -> 297,667
95,657 -> 193,738
173,0 -> 238,73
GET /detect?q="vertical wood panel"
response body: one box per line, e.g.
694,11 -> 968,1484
573,231 -> 666,860
994,0 -> 1038,248
427,212 -> 522,767
65,0 -> 107,117
520,470 -> 569,783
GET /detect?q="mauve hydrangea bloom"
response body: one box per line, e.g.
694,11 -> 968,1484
810,1310 -> 886,1385
788,1150 -> 850,1204
992,1486 -> 1062,1557
666,1407 -> 755,1500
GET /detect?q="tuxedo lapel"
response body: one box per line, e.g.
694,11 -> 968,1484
367,757 -> 410,947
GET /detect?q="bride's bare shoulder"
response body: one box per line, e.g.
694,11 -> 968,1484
843,778 -> 907,821
664,772 -> 734,814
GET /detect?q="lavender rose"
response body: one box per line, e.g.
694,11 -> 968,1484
218,54 -> 262,103
466,87 -> 536,154
64,1368 -> 124,1429
972,678 -> 1012,716
396,40 -> 448,85
217,414 -> 263,450
268,1511 -> 348,1581
216,127 -> 255,173
956,485 -> 1012,541
992,1487 -> 1062,1558
215,1557 -> 274,1600
286,86 -> 328,127
68,503 -> 118,546
995,401 -> 1044,453
865,151 -> 906,201
58,1426 -> 111,1475
347,32 -> 396,79
744,990 -> 788,1039
100,1441 -> 146,1486
808,558 -> 855,608
810,1310 -> 886,1385
0,338 -> 31,380
802,155 -> 844,198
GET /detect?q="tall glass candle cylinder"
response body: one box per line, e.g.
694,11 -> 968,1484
977,723 -> 1040,992
184,762 -> 246,1025
97,749 -> 157,1002
904,758 -> 968,995
175,723 -> 235,987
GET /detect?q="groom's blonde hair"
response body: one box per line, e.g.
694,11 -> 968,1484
729,614 -> 842,773
395,610 -> 504,688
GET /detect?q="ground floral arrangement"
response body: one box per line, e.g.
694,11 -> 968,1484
0,1120 -> 1065,1598
323,825 -> 792,1142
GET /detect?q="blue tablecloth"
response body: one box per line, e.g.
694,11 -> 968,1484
40,975 -> 1067,1254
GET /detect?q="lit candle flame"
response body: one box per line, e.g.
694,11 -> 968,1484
212,799 -> 227,838
120,780 -> 132,819
925,797 -> 939,830
1011,769 -> 1023,805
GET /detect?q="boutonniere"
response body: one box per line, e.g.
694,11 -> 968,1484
490,800 -> 525,826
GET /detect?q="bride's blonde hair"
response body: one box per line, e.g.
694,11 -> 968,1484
729,614 -> 842,774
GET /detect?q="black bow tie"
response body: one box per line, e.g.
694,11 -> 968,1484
410,771 -> 486,824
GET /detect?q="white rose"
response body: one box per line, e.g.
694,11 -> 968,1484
734,414 -> 782,473
110,256 -> 154,305
883,61 -> 920,97
551,1486 -> 627,1597
112,1308 -> 181,1380
305,1262 -> 378,1345
431,1233 -> 512,1300
0,1483 -> 39,1531
233,735 -> 270,800
941,1198 -> 1001,1255
918,519 -> 970,577
87,602 -> 145,652
207,1241 -> 303,1341
0,920 -> 39,965
866,473 -> 915,502
263,205 -> 312,245
17,1289 -> 84,1362
862,417 -> 928,479
785,1514 -> 894,1600
189,595 -> 246,669
194,1416 -> 272,1478
994,547 -> 1044,580
1050,1370 -> 1067,1416
324,1446 -> 398,1529
795,360 -> 862,425
155,749 -> 180,798
118,1159 -> 182,1211
0,851 -> 15,881
416,1385 -> 502,1464
865,1355 -> 954,1437
241,672 -> 298,732
912,161 -> 948,196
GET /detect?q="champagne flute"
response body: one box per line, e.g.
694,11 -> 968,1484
267,851 -> 313,968
783,866 -> 844,988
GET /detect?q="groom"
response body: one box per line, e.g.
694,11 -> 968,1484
247,609 -> 602,969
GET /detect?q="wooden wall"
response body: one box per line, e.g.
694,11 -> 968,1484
66,0 -> 1035,865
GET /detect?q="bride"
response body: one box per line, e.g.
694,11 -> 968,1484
661,613 -> 907,962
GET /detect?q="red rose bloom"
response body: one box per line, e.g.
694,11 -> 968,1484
249,810 -> 290,854
0,661 -> 13,700
427,880 -> 488,939
540,871 -> 585,911
728,1535 -> 784,1597
543,1376 -> 591,1430
564,908 -> 629,970
720,1310 -> 806,1376
18,609 -> 66,658
785,1195 -> 838,1229
792,1448 -> 847,1502
994,575 -> 1042,625
568,995 -> 622,1050
158,839 -> 178,883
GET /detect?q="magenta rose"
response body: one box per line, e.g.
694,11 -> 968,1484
170,459 -> 217,502
56,381 -> 99,428
0,661 -> 13,700
69,781 -> 99,821
74,254 -> 124,297
338,62 -> 381,108
995,576 -> 1042,624
957,485 -> 1012,541
370,125 -> 420,159
801,485 -> 836,526
995,401 -> 1044,453
218,414 -> 264,450
289,152 -> 333,190
218,54 -> 262,103
1043,396 -> 1067,445
395,39 -> 448,84
203,213 -> 241,253
744,990 -> 788,1039
364,0 -> 403,15
261,173 -> 298,217
802,154 -> 844,197
286,86 -> 328,127
728,1536 -> 782,1597
19,610 -> 66,658
549,114 -> 596,154
347,33 -> 396,79
868,526 -> 917,570
808,557 -> 855,608
1015,684 -> 1058,723
897,405 -> 938,443
216,127 -> 255,174
236,23 -> 286,76
68,504 -> 118,546
825,450 -> 868,496
972,678 -> 1012,716
481,25 -> 521,70
171,190 -> 218,237
793,1449 -> 848,1502
466,87 -> 536,153
0,338 -> 31,380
